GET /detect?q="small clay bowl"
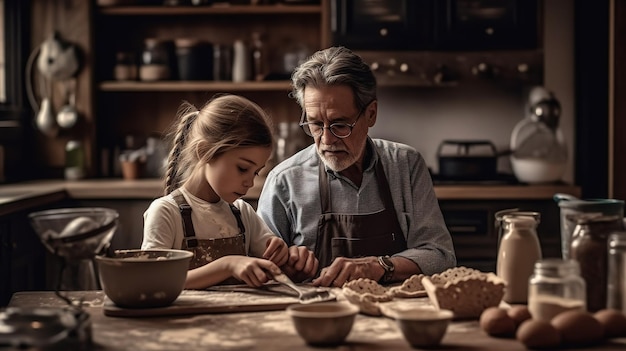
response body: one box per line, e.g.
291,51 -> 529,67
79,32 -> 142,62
286,302 -> 359,346
393,308 -> 453,348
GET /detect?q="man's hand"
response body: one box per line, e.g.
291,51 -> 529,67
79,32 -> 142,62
312,256 -> 384,287
281,245 -> 319,282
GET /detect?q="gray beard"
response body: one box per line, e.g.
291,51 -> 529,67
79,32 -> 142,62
316,139 -> 367,172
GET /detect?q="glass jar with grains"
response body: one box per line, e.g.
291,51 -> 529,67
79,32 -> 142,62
528,258 -> 586,321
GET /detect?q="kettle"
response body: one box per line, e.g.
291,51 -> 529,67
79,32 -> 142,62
510,86 -> 568,183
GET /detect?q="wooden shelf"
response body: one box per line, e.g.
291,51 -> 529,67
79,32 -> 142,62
97,4 -> 322,16
99,80 -> 292,92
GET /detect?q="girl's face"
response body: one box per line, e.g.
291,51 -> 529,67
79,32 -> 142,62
204,146 -> 272,203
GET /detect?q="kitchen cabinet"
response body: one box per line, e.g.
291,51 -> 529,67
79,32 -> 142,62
331,0 -> 541,51
331,0 -> 433,50
0,200 -> 71,307
433,0 -> 540,50
92,2 -> 330,177
440,198 -> 561,273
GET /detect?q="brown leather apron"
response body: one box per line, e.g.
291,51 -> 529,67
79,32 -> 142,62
172,190 -> 246,284
314,154 -> 407,269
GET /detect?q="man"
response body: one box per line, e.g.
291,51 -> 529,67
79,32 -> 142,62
258,46 -> 456,287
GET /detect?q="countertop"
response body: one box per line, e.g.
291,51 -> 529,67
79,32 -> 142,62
0,178 -> 581,216
6,290 -> 625,351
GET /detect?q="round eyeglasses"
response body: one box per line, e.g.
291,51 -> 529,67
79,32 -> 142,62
299,109 -> 364,139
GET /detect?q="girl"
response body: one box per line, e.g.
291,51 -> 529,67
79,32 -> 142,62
142,94 -> 289,289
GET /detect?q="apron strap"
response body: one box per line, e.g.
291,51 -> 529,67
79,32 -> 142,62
172,189 -> 198,248
319,160 -> 332,213
229,204 -> 246,244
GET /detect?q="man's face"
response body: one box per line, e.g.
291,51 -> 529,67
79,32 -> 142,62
302,85 -> 375,172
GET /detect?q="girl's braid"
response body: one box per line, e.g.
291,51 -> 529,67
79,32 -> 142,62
164,109 -> 197,195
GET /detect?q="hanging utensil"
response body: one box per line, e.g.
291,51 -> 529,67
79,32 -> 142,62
57,79 -> 79,129
35,97 -> 58,137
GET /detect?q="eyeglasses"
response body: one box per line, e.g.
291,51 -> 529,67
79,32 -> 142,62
299,107 -> 365,139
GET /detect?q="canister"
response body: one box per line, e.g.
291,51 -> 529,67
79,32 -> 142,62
555,195 -> 624,259
140,38 -> 173,81
607,231 -> 626,313
570,214 -> 623,312
175,38 -> 212,81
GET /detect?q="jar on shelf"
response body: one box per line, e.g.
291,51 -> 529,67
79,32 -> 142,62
570,214 -> 624,312
496,214 -> 542,304
65,140 -> 86,180
528,258 -> 586,321
114,51 -> 137,81
175,38 -> 212,81
140,38 -> 173,81
608,231 -> 626,313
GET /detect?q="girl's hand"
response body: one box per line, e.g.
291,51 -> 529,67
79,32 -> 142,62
262,236 -> 289,266
227,256 -> 281,287
281,245 -> 319,282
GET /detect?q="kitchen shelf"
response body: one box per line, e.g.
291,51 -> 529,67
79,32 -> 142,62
99,80 -> 292,92
97,4 -> 322,16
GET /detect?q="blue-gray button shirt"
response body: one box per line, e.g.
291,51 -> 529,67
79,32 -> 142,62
257,137 -> 456,275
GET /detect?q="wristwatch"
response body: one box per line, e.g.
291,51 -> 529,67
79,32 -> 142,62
377,255 -> 395,283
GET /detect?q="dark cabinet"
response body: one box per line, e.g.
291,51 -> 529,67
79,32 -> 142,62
0,210 -> 48,306
331,0 -> 433,50
331,0 -> 540,51
433,0 -> 540,50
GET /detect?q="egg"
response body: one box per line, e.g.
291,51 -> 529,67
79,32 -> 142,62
508,305 -> 532,327
551,310 -> 604,346
479,307 -> 516,337
516,319 -> 561,349
594,308 -> 626,338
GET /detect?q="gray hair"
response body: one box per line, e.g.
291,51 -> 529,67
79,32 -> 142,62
290,46 -> 377,112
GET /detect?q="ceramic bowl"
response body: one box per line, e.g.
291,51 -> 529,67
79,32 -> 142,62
286,302 -> 359,346
393,307 -> 453,348
95,249 -> 193,308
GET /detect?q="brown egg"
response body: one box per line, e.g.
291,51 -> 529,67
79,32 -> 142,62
551,310 -> 604,346
516,319 -> 561,349
594,308 -> 626,338
479,307 -> 516,337
508,305 -> 532,327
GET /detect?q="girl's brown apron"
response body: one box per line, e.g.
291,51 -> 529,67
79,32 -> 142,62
314,155 -> 407,269
172,190 -> 246,284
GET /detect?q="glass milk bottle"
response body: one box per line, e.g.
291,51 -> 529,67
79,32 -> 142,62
497,215 -> 542,304
528,259 -> 586,321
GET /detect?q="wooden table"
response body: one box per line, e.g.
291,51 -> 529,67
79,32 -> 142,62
5,290 -> 626,351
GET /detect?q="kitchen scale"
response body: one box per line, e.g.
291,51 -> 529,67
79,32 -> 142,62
0,207 -> 118,349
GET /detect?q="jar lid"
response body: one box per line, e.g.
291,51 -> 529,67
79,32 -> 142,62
503,214 -> 538,227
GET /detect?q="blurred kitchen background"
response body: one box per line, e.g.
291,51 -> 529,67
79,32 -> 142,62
0,0 -> 625,304
0,0 -> 623,198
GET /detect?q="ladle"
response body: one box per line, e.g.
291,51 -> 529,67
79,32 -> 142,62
36,97 -> 58,137
57,89 -> 78,129
272,272 -> 335,304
